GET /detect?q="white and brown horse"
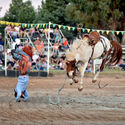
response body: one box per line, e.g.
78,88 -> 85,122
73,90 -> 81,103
66,32 -> 122,91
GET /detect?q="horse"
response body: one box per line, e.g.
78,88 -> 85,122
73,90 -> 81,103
66,32 -> 122,91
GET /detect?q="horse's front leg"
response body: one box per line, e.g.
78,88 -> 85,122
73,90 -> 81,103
78,62 -> 88,91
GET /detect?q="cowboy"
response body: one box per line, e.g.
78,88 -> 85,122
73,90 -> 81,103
11,41 -> 33,102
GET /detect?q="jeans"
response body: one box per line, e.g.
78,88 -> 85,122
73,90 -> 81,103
15,75 -> 29,102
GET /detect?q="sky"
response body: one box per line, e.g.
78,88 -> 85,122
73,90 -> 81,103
0,0 -> 42,17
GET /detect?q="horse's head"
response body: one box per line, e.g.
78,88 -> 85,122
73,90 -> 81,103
66,59 -> 77,78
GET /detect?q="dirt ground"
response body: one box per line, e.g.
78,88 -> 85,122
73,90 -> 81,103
0,73 -> 125,125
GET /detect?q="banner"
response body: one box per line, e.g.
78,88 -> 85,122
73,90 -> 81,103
0,20 -> 125,35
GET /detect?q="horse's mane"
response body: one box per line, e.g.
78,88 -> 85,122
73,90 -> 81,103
66,38 -> 83,61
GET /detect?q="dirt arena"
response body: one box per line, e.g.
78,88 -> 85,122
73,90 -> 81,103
0,73 -> 125,125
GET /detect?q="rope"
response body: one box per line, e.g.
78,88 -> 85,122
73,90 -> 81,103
48,76 -> 67,105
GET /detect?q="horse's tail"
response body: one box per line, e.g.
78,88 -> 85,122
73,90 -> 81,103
107,40 -> 122,65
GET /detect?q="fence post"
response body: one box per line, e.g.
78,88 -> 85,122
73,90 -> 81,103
47,22 -> 51,76
4,29 -> 7,76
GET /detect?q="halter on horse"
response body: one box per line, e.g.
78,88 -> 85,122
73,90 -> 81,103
66,31 -> 122,91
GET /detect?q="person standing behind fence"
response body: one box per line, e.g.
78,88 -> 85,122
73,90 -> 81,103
11,42 -> 33,102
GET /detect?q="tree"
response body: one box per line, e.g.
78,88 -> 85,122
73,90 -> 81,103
4,0 -> 35,23
66,0 -> 125,30
35,0 -> 76,39
35,0 -> 71,24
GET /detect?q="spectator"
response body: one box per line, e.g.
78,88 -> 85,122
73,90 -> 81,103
34,37 -> 44,53
7,63 -> 13,70
5,24 -> 12,35
62,37 -> 68,49
39,52 -> 47,61
60,53 -> 66,61
32,51 -> 39,65
12,28 -> 18,42
33,58 -> 40,70
53,42 -> 59,55
50,28 -> 54,40
50,52 -> 59,65
44,28 -> 48,37
0,33 -> 4,46
40,59 -> 47,71
10,25 -> 15,37
55,33 -> 62,43
7,49 -> 15,67
14,25 -> 20,37
34,37 -> 40,45
20,26 -> 26,38
28,27 -> 34,39
33,26 -> 40,38
1,51 -> 5,65
58,58 -> 65,70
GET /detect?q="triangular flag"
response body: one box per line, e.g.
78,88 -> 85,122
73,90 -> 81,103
87,29 -> 90,33
106,30 -> 110,35
43,24 -> 45,28
63,26 -> 66,29
101,30 -> 105,34
31,24 -> 33,27
25,24 -> 27,27
82,28 -> 85,32
121,31 -> 124,35
34,24 -> 37,27
45,24 -> 48,27
67,26 -> 71,30
112,31 -> 115,34
37,24 -> 40,28
97,30 -> 100,33
53,24 -> 56,28
40,24 -> 43,28
58,25 -> 62,29
92,29 -> 96,31
21,24 -> 25,27
28,24 -> 30,28
72,27 -> 75,31
116,31 -> 120,35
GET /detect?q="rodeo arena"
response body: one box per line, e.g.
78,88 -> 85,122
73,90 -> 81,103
0,20 -> 125,125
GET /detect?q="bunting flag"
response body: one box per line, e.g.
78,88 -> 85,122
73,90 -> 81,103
67,26 -> 71,30
87,29 -> 90,33
43,24 -> 45,28
101,30 -> 105,34
0,20 -> 125,35
82,28 -> 85,32
106,30 -> 110,35
72,27 -> 75,31
58,25 -> 62,29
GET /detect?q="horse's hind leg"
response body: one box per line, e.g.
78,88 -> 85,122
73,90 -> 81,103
92,58 -> 106,83
92,71 -> 100,83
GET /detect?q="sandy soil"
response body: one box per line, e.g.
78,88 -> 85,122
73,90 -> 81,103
0,73 -> 125,125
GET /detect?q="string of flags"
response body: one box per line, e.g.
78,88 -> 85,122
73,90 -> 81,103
0,20 -> 125,35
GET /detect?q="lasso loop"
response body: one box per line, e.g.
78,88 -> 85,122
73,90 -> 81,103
48,77 -> 67,105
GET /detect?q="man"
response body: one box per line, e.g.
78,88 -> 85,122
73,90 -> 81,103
11,41 -> 33,102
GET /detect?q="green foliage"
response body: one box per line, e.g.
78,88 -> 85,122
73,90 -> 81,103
66,0 -> 124,30
4,0 -> 35,23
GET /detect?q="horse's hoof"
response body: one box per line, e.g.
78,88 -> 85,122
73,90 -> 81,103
92,80 -> 97,83
78,86 -> 83,91
74,79 -> 79,83
70,83 -> 73,85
